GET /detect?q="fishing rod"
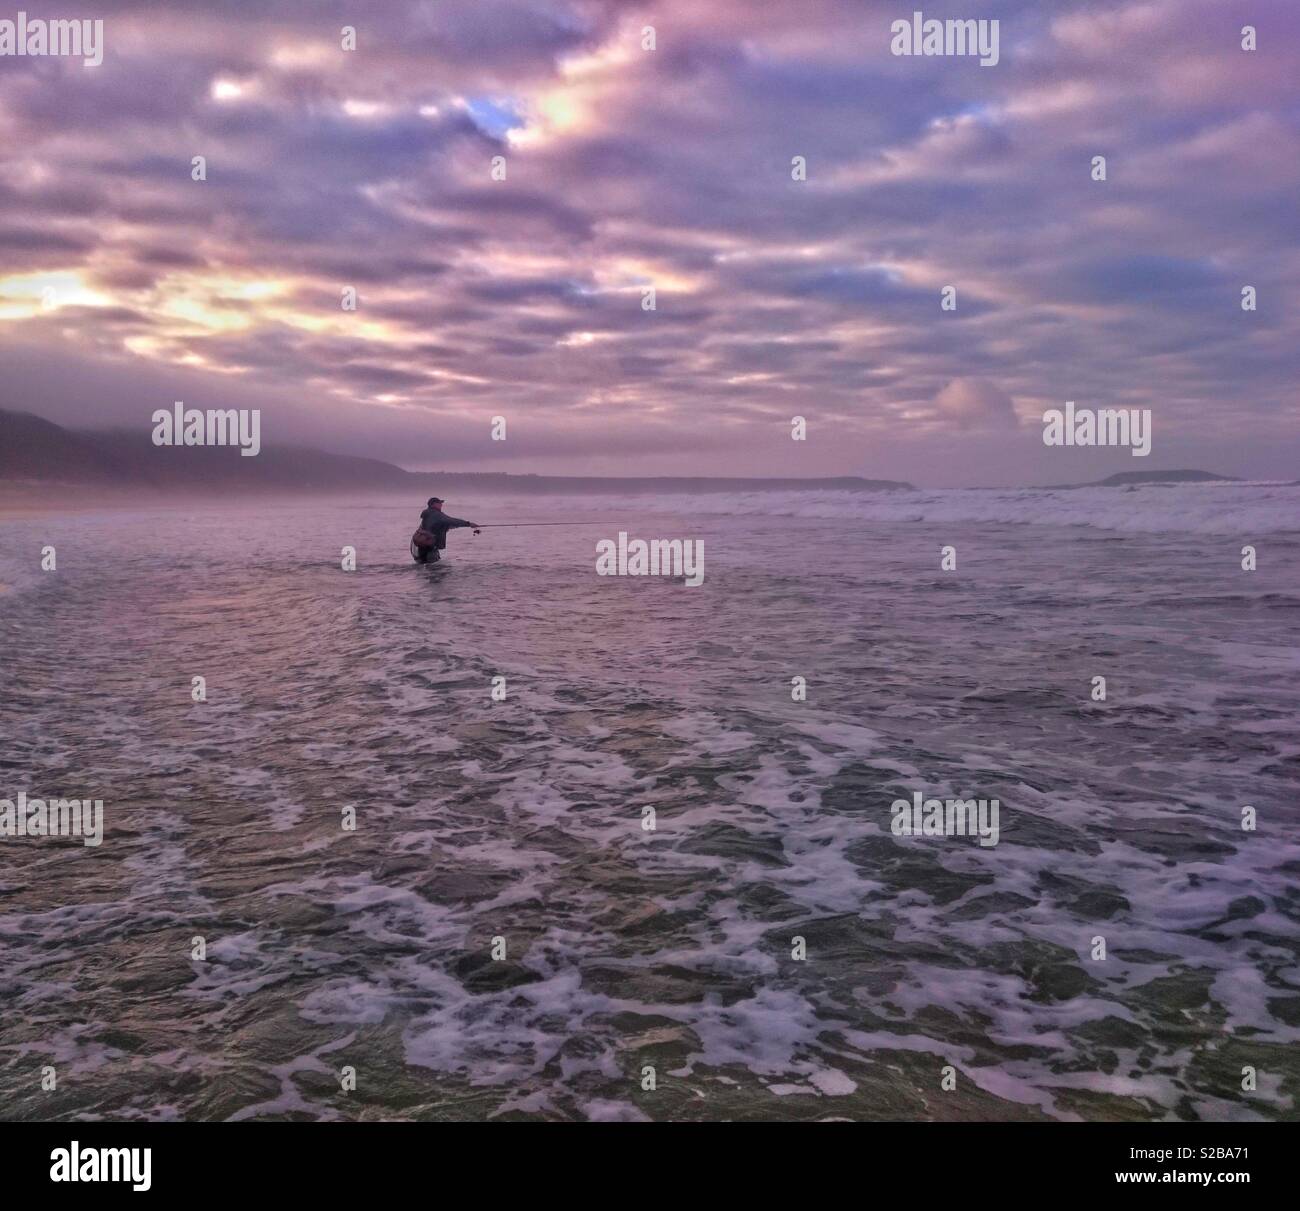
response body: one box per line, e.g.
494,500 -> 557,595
475,521 -> 611,527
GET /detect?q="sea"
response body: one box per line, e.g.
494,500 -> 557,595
1,480 -> 1297,1121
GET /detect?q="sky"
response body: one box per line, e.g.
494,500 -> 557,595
0,0 -> 1297,486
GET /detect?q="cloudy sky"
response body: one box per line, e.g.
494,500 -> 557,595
1,0 -> 1296,485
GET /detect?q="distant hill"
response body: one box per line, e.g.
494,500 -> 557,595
1037,468 -> 1240,490
1092,469 -> 1237,487
0,408 -> 411,491
0,409 -> 913,495
0,409 -> 123,480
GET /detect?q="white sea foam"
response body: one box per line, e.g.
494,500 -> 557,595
1,497 -> 1295,1122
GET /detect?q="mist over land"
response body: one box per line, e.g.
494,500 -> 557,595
0,409 -> 1258,500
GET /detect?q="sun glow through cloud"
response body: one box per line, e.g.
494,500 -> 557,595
0,271 -> 114,318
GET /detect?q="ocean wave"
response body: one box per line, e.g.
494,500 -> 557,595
520,482 -> 1299,538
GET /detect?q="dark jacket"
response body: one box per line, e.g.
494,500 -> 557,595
419,508 -> 475,550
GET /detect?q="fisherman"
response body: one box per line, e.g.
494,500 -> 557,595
413,497 -> 480,563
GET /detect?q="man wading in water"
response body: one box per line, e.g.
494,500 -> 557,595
412,497 -> 480,563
